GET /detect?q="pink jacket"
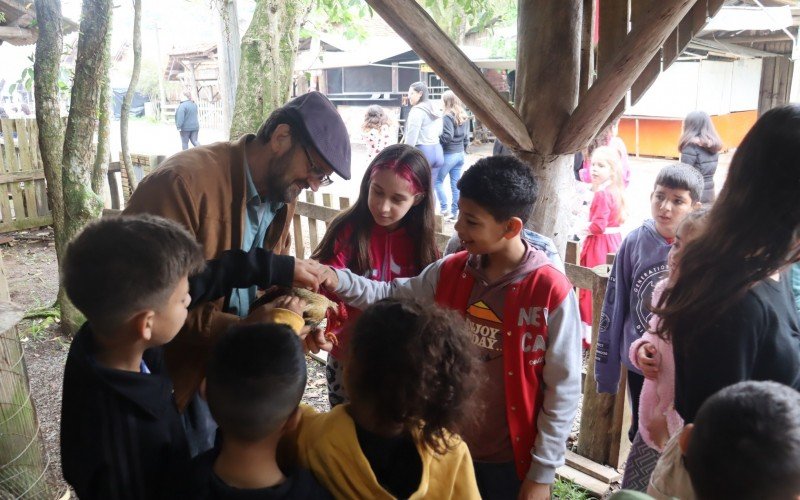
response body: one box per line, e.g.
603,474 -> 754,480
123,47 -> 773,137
629,279 -> 683,451
320,222 -> 421,357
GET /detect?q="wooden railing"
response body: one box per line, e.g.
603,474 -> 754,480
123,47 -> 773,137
562,241 -> 631,486
0,119 -> 52,233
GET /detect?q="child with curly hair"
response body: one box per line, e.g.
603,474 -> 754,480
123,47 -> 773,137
290,298 -> 481,499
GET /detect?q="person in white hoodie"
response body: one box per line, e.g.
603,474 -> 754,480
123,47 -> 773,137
404,82 -> 444,206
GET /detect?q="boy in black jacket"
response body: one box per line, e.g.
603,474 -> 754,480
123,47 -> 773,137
60,215 -> 205,499
188,322 -> 332,499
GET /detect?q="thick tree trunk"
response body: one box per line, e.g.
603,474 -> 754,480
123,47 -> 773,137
217,0 -> 241,133
120,0 -> 142,194
229,0 -> 312,140
515,0 -> 582,253
60,0 -> 111,336
93,29 -> 112,197
517,152 -> 577,254
33,0 -> 65,260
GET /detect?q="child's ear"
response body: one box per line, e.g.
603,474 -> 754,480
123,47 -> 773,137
412,193 -> 424,207
678,423 -> 694,455
503,217 -> 524,239
692,201 -> 702,210
132,310 -> 155,342
282,407 -> 302,434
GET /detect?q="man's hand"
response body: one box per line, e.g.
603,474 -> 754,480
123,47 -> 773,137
241,296 -> 306,325
293,258 -> 326,291
270,295 -> 306,317
319,265 -> 339,291
518,479 -> 550,500
637,342 -> 660,380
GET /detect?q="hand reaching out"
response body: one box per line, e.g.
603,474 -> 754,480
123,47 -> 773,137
320,266 -> 339,291
293,258 -> 327,292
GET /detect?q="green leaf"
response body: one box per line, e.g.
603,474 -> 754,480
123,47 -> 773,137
8,83 -> 16,95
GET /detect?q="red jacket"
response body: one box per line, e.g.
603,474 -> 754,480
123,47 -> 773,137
321,222 -> 421,357
435,251 -> 575,479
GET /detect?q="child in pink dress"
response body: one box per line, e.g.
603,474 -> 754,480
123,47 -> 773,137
579,146 -> 625,347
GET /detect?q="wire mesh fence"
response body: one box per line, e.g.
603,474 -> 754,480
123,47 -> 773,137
0,302 -> 52,499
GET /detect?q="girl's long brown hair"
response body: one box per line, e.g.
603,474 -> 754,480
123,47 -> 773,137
656,105 -> 800,347
442,90 -> 468,126
312,144 -> 439,275
678,111 -> 723,153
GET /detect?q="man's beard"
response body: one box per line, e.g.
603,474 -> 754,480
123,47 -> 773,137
265,148 -> 307,203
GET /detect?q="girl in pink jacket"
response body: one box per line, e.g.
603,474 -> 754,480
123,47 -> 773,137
622,210 -> 707,490
311,144 -> 439,407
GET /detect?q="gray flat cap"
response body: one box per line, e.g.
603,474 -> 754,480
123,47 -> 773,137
284,92 -> 351,180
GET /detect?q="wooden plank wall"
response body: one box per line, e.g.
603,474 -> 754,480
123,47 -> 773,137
0,119 -> 52,233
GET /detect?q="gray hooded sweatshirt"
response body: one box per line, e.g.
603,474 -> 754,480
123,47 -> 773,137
403,101 -> 442,147
332,242 -> 582,483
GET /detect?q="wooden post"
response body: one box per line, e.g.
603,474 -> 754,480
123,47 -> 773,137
577,263 -> 621,465
515,0 -> 582,252
0,302 -> 53,498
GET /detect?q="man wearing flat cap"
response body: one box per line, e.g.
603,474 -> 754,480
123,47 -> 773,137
124,92 -> 351,452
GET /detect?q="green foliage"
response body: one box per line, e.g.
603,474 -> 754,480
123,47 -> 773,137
311,0 -> 510,43
0,12 -> 5,23
552,478 -> 594,500
22,306 -> 61,341
8,48 -> 74,97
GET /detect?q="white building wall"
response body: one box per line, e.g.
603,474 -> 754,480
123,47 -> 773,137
628,59 -> 761,117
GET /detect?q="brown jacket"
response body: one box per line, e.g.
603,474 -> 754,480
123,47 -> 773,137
124,135 -> 295,408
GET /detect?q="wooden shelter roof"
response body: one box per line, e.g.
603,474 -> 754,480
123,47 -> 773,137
0,0 -> 78,46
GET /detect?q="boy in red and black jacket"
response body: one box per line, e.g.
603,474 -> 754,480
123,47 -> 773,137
320,156 -> 582,500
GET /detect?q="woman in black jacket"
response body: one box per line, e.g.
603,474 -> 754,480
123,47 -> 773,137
436,91 -> 470,220
678,111 -> 723,204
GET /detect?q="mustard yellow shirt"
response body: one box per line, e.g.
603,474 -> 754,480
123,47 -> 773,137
294,405 -> 480,500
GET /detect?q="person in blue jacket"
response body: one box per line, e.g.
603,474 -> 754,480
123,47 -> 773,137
176,91 -> 200,150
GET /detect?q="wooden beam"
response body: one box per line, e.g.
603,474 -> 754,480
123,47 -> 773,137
597,0 -> 628,78
363,0 -> 533,152
630,1 -> 660,105
0,25 -> 37,43
555,0 -> 699,154
516,0 -> 581,153
579,0 -> 597,98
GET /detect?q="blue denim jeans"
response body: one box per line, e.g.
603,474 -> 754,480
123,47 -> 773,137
435,152 -> 465,214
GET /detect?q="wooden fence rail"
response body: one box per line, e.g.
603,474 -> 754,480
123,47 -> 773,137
563,241 -> 631,471
291,191 -> 451,257
0,119 -> 52,233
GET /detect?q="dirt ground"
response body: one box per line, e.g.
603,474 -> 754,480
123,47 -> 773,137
4,228 -> 330,497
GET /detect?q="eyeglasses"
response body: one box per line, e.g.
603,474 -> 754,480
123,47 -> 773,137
302,146 -> 333,187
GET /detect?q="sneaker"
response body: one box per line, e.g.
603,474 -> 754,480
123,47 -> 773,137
446,212 -> 458,222
440,210 -> 452,219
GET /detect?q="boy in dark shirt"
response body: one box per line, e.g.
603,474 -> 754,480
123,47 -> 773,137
189,322 -> 331,499
60,215 -> 205,500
